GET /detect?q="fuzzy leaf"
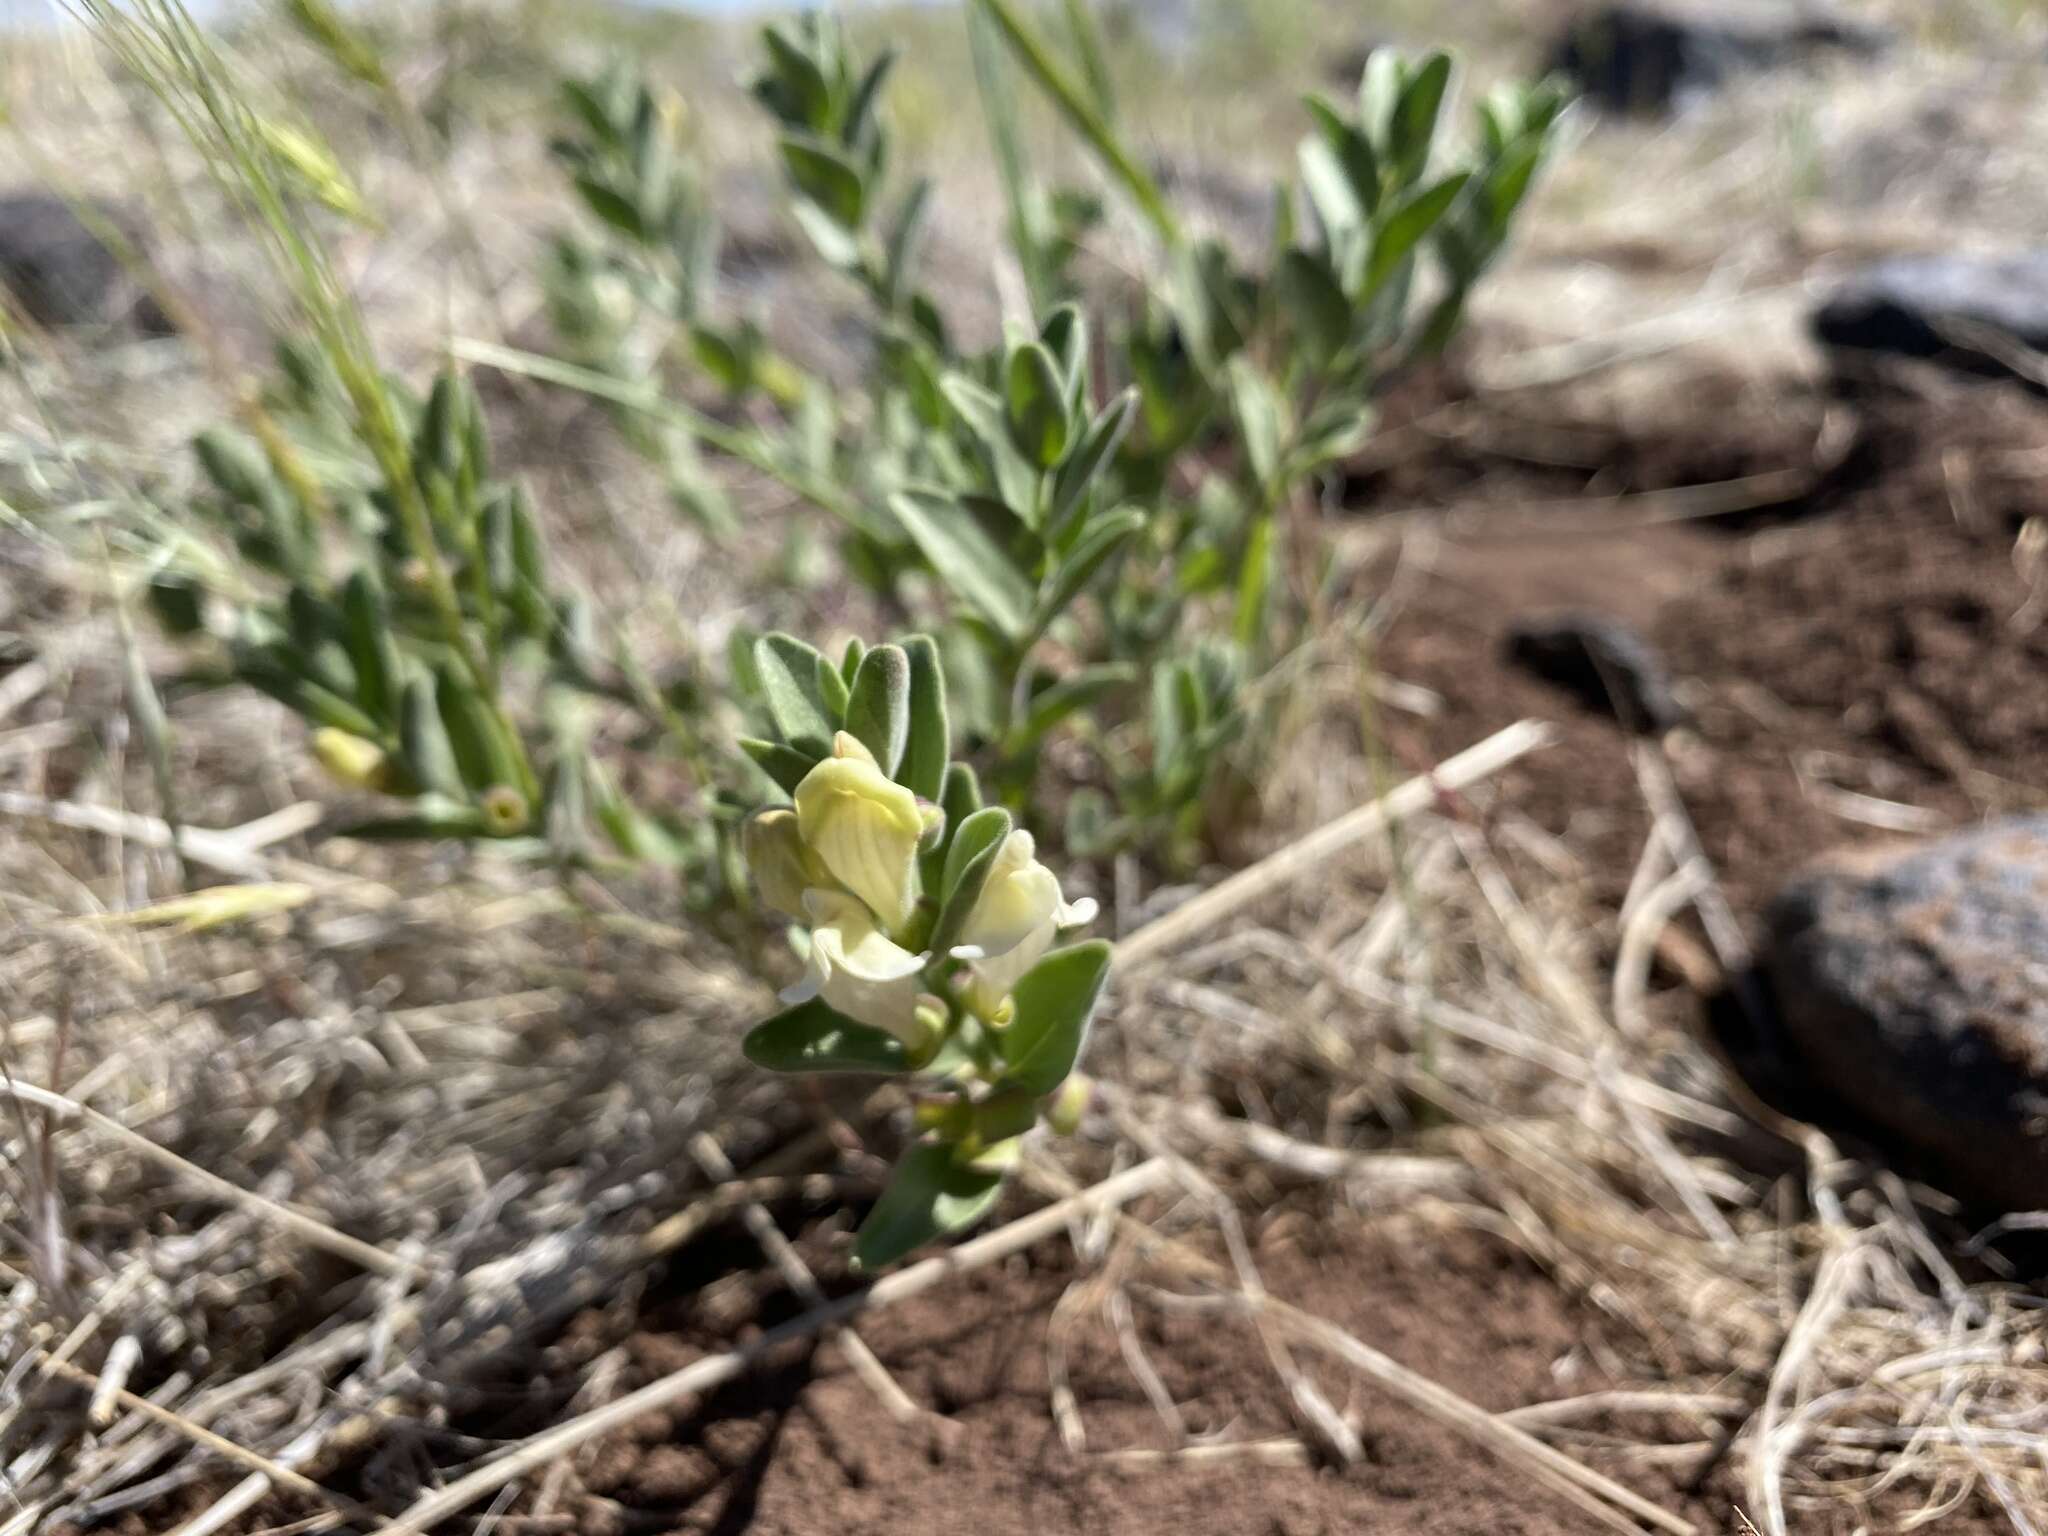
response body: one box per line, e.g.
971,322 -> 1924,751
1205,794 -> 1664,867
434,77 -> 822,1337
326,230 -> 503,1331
1005,339 -> 1072,469
1047,388 -> 1136,546
755,632 -> 839,748
780,135 -> 867,229
1366,172 -> 1469,297
998,940 -> 1111,1095
899,633 -> 949,800
853,1140 -> 1006,1270
889,491 -> 1034,641
745,996 -> 913,1075
844,643 -> 912,777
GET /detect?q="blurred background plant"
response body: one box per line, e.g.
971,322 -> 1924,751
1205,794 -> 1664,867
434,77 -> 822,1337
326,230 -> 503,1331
526,6 -> 1570,872
112,0 -> 1565,910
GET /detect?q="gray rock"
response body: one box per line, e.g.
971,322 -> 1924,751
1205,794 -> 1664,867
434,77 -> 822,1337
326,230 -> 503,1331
1504,611 -> 1685,734
1764,818 -> 2048,1211
1548,3 -> 1887,117
1814,252 -> 2048,386
0,191 -> 154,329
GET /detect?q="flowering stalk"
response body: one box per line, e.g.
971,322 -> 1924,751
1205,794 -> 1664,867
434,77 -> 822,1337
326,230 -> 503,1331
739,632 -> 1109,1269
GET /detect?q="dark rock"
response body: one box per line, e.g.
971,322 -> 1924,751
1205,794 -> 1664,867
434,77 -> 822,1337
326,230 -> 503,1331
1547,3 -> 1887,117
0,191 -> 155,330
1763,818 -> 2048,1211
1814,252 -> 2048,387
1504,611 -> 1684,734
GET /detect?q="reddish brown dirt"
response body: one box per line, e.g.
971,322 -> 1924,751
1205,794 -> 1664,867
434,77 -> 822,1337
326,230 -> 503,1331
533,1213 -> 1642,1536
1372,381 -> 2048,918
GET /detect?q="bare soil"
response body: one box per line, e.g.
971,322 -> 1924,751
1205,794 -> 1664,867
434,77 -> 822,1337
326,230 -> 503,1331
1372,373 -> 2048,917
532,1213 -> 1628,1536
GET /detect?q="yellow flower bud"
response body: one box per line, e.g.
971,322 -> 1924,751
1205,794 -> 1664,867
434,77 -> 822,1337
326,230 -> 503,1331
480,785 -> 531,835
951,830 -> 1098,1016
311,727 -> 396,793
793,732 -> 925,933
743,808 -> 836,920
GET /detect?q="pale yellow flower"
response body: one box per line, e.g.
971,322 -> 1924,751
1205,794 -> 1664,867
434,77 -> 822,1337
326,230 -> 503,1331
743,807 -> 837,920
793,732 -> 924,932
783,889 -> 933,1044
951,829 -> 1097,1017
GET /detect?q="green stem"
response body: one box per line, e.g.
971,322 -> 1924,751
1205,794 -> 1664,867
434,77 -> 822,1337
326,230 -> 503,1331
969,0 -> 1183,251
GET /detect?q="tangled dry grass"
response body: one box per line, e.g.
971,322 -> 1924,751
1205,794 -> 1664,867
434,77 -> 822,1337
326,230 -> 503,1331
5,2 -> 2048,1533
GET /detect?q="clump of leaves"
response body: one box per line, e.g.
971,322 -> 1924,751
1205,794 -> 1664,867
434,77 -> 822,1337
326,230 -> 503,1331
536,14 -> 1571,872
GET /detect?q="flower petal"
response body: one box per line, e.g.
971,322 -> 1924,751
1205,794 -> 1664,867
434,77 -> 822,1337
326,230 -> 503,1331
803,890 -> 931,1043
794,752 -> 925,932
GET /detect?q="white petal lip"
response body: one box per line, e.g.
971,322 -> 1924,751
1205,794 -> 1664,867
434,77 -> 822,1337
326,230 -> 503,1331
800,889 -> 931,1042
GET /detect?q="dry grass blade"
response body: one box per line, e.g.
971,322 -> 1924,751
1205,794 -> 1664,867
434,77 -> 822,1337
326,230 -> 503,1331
1117,720 -> 1555,969
0,1079 -> 429,1280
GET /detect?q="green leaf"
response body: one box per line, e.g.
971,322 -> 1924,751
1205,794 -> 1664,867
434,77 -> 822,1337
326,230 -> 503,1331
1006,340 -> 1071,469
399,675 -> 463,798
434,664 -> 500,793
840,636 -> 868,685
741,736 -> 820,797
1366,172 -> 1469,297
930,805 -> 1012,954
1296,138 -> 1364,290
884,178 -> 934,308
780,135 -> 867,229
755,632 -> 839,748
899,633 -> 949,800
813,650 -> 852,724
888,491 -> 1034,642
1388,51 -> 1452,188
1038,303 -> 1088,410
745,995 -> 913,1075
1295,398 -> 1377,472
923,757 -> 983,894
760,24 -> 832,132
1028,506 -> 1143,642
1359,47 -> 1404,148
999,940 -> 1111,1095
1276,248 -> 1353,363
339,569 -> 400,726
844,47 -> 899,151
853,1140 -> 1006,1271
1226,358 -> 1285,489
1047,388 -> 1136,546
940,373 -> 1039,519
940,759 -> 983,826
194,427 -> 273,506
1012,662 -> 1136,752
788,197 -> 863,270
572,175 -> 647,242
1233,514 -> 1275,651
844,643 -> 911,776
1303,93 -> 1380,215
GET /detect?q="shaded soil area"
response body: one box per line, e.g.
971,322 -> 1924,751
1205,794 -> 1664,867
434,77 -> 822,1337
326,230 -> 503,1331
490,1213 -> 1640,1536
1370,375 -> 2048,919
